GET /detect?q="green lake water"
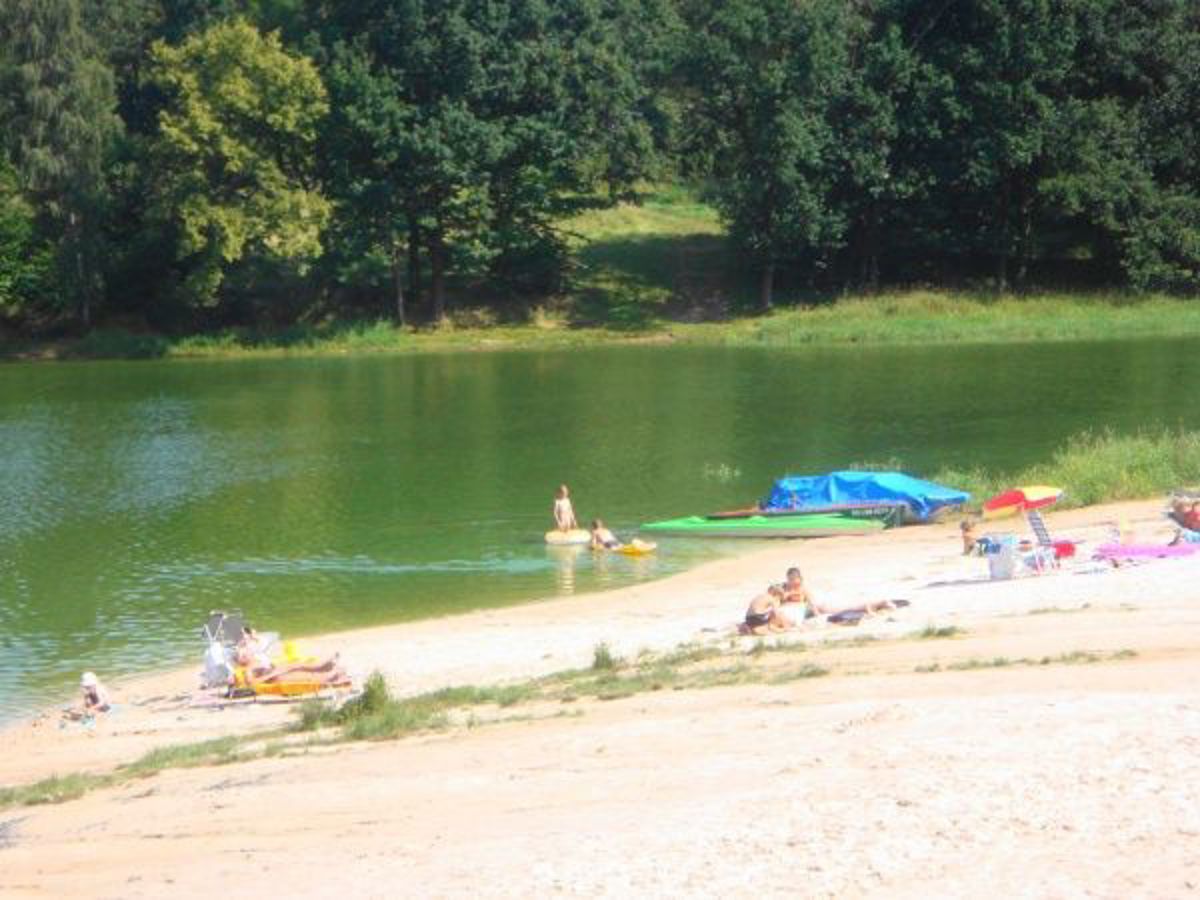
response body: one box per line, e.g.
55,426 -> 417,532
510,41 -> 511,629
2,339 -> 1198,722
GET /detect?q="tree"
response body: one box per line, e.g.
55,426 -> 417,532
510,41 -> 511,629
147,18 -> 330,307
681,0 -> 850,308
0,0 -> 120,326
0,162 -> 54,321
899,0 -> 1080,290
315,0 -> 672,322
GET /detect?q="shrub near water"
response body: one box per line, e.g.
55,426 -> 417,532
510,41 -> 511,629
933,428 -> 1200,510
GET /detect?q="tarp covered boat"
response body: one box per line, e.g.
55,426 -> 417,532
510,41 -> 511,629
761,471 -> 969,523
640,513 -> 886,539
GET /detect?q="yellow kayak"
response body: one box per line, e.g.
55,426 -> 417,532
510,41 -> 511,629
545,528 -> 591,545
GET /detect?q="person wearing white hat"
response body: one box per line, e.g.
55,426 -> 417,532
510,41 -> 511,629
80,672 -> 111,714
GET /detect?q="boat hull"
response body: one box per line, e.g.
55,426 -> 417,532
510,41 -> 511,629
640,513 -> 885,539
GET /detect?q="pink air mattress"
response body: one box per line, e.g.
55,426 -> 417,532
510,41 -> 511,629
1094,542 -> 1200,560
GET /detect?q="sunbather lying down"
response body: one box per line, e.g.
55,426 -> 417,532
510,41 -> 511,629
825,600 -> 911,625
778,566 -> 909,624
230,655 -> 349,693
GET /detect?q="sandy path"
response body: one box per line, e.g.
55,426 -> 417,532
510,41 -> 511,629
2,498 -> 1199,897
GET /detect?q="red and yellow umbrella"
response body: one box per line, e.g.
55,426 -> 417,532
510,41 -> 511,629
982,485 -> 1064,519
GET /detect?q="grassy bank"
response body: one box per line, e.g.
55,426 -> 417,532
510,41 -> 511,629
5,187 -> 1200,361
9,290 -> 1199,362
930,428 -> 1200,511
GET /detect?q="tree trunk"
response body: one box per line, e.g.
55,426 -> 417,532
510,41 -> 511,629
1013,178 -> 1034,292
428,230 -> 446,322
859,204 -> 880,293
760,262 -> 775,311
407,222 -> 422,310
71,211 -> 90,329
995,176 -> 1012,292
390,235 -> 406,326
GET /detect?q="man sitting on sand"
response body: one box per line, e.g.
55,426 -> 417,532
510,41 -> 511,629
742,585 -> 795,634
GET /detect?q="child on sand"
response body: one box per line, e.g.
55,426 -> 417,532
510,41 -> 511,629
960,519 -> 978,555
742,585 -> 795,634
553,484 -> 578,531
81,672 -> 110,713
63,672 -> 111,721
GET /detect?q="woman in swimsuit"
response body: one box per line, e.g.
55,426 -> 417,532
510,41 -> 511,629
553,485 -> 578,531
779,566 -> 820,618
236,626 -> 272,674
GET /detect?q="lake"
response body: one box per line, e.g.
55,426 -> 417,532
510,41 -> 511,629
2,338 -> 1197,721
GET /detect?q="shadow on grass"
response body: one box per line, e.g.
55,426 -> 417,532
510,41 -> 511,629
570,232 -> 746,329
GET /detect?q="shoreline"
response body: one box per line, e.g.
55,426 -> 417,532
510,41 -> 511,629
5,292 -> 1200,364
0,495 -> 1182,787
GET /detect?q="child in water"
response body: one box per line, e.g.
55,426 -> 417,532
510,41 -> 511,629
553,484 -> 578,531
590,518 -> 620,549
590,519 -> 655,553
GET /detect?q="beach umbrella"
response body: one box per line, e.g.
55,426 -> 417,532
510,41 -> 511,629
982,485 -> 1064,519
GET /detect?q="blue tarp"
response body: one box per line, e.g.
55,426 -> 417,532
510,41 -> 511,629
762,471 -> 970,522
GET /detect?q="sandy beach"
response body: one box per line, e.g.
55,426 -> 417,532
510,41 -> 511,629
2,498 -> 1199,897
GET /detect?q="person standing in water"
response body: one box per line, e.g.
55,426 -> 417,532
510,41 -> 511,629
553,484 -> 578,531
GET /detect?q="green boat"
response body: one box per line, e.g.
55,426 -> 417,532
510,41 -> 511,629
640,513 -> 886,539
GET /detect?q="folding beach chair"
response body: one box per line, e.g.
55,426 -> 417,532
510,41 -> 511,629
201,610 -> 246,647
1025,509 -> 1076,563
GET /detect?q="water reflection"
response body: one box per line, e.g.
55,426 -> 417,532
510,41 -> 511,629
546,544 -> 584,595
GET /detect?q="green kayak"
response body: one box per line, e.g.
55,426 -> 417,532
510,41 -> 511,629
640,513 -> 886,539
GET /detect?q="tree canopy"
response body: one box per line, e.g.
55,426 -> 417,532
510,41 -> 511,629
0,0 -> 1197,333
147,17 -> 330,307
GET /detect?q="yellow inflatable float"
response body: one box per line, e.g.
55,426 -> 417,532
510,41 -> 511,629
545,528 -> 591,546
615,541 -> 657,556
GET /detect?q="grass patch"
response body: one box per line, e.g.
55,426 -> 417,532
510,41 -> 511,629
918,625 -> 965,640
592,643 -> 620,671
1027,605 -> 1092,615
934,427 -> 1200,511
918,648 -> 1139,674
121,736 -> 243,776
948,656 -> 1016,671
679,290 -> 1200,348
0,772 -> 113,808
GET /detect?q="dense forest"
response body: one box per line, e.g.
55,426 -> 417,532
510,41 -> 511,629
0,0 -> 1198,335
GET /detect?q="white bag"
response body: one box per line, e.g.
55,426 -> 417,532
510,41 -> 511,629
202,640 -> 232,688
